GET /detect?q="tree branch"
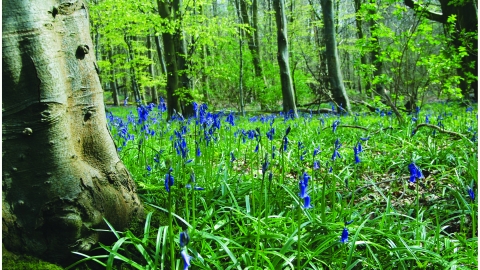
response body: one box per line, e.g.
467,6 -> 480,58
403,0 -> 446,24
412,123 -> 473,143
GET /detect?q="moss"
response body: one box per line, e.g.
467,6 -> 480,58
2,245 -> 63,270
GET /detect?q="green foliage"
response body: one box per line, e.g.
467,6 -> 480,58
74,101 -> 478,269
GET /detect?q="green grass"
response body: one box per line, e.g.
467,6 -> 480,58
74,102 -> 477,269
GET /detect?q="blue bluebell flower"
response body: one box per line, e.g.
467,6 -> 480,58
266,128 -> 275,141
185,184 -> 205,190
313,160 -> 320,170
230,151 -> 236,162
268,172 -> 273,181
298,181 -> 307,198
360,136 -> 370,141
226,112 -> 235,126
180,249 -> 191,270
146,165 -> 151,172
262,159 -> 269,174
165,168 -> 174,192
425,115 -> 430,124
303,195 -> 312,209
353,145 -> 360,164
340,227 -> 348,243
332,120 -> 340,132
158,97 -> 167,112
302,172 -> 310,187
283,136 -> 289,151
408,163 -> 424,183
331,149 -> 341,161
180,231 -> 190,248
313,147 -> 321,157
468,187 -> 475,201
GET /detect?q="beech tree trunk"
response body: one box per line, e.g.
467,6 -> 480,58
320,0 -> 352,113
2,0 -> 143,265
273,0 -> 298,116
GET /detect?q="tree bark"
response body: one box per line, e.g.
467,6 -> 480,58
273,0 -> 298,116
320,0 -> 352,113
2,0 -> 143,265
108,48 -> 120,106
157,0 -> 181,118
147,34 -> 159,104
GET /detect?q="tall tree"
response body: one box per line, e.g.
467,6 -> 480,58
273,0 -> 298,115
2,0 -> 143,265
404,0 -> 478,100
320,0 -> 352,113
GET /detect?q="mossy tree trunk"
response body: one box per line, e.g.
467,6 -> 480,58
2,0 -> 143,265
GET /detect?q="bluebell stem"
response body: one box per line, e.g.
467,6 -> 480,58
468,187 -> 475,201
408,163 -> 424,183
262,158 -> 269,177
165,168 -> 174,192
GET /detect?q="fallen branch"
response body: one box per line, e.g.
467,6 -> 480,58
322,125 -> 369,131
412,123 -> 472,143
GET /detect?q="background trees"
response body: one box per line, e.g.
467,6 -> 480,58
90,0 -> 476,112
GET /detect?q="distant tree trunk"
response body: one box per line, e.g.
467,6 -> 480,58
157,0 -> 181,118
174,11 -> 194,117
108,49 -> 120,106
240,0 -> 264,84
273,0 -> 298,116
353,0 -> 371,94
154,35 -> 168,75
235,0 -> 246,115
147,34 -> 159,104
2,0 -> 143,265
124,35 -> 143,105
320,0 -> 352,113
404,0 -> 478,100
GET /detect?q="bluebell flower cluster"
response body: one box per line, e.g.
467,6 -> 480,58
340,220 -> 354,244
165,168 -> 174,192
353,142 -> 362,164
408,162 -> 424,183
298,172 -> 312,209
331,139 -> 342,161
179,231 -> 191,269
468,187 -> 475,201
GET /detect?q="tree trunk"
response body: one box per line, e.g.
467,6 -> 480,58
154,35 -> 168,75
157,0 -> 181,118
320,0 -> 352,113
108,49 -> 120,106
147,34 -> 159,104
353,0 -> 371,94
273,0 -> 298,116
2,0 -> 143,265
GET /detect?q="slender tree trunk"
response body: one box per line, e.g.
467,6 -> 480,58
157,0 -> 181,118
320,0 -> 352,113
353,0 -> 370,94
147,34 -> 159,104
154,35 -> 168,75
240,0 -> 264,83
273,0 -> 298,116
124,35 -> 143,105
2,0 -> 143,265
108,48 -> 120,106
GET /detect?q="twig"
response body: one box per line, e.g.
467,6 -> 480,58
322,125 -> 369,131
413,123 -> 473,143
